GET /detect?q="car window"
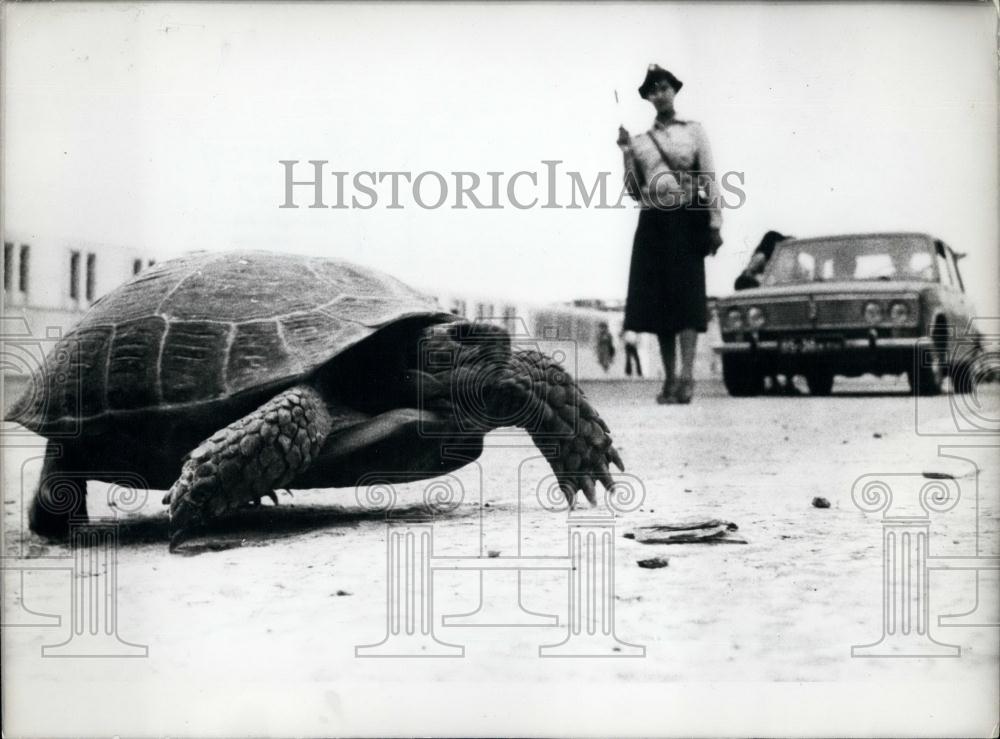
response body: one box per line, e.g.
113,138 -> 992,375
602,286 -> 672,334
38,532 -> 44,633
767,249 -> 814,283
796,252 -> 815,280
935,241 -> 954,287
854,254 -> 895,280
908,252 -> 934,280
761,235 -> 937,285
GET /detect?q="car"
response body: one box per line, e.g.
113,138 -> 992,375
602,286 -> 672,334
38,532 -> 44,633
714,232 -> 982,397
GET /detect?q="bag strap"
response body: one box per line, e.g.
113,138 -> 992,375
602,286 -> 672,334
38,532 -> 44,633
645,129 -> 678,176
647,128 -> 710,207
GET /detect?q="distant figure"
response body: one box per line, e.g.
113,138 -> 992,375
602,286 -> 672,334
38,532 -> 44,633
734,230 -> 790,290
619,64 -> 723,405
621,329 -> 643,377
596,322 -> 616,373
735,230 -> 798,394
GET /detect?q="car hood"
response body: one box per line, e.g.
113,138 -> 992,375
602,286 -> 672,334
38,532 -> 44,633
719,281 -> 931,302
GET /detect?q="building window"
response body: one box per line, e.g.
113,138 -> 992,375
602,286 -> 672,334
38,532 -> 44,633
19,245 -> 30,293
3,243 -> 12,290
86,253 -> 97,301
70,251 -> 81,299
133,259 -> 143,275
503,305 -> 518,332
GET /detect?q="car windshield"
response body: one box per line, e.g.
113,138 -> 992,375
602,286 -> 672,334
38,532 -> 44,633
760,235 -> 936,286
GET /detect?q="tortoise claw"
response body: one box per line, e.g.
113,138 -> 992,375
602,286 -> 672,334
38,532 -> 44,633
580,477 -> 597,506
609,448 -> 625,472
169,526 -> 192,553
560,480 -> 577,507
595,461 -> 615,492
168,491 -> 204,553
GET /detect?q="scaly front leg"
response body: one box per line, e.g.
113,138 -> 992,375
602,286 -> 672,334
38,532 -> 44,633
416,322 -> 623,506
167,384 -> 333,551
491,350 -> 624,506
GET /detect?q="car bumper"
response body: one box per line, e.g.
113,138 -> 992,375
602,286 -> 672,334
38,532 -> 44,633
713,337 -> 922,354
712,334 -> 927,376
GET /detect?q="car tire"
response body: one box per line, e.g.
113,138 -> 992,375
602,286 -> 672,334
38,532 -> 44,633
722,355 -> 763,397
805,370 -> 835,396
950,349 -> 981,395
909,340 -> 944,396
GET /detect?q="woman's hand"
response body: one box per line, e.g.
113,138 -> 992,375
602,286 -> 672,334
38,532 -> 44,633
707,228 -> 723,256
617,126 -> 632,150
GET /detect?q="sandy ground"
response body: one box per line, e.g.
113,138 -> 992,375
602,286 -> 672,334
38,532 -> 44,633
3,377 -> 999,737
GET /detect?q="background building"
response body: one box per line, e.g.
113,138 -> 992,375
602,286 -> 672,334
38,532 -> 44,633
434,287 -> 721,381
3,234 -> 157,337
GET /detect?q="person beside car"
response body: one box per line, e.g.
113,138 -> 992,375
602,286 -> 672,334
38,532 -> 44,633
734,230 -> 791,290
734,230 -> 798,394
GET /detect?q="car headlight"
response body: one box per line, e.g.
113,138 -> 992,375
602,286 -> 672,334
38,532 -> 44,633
889,302 -> 910,324
726,308 -> 744,331
746,306 -> 766,329
863,301 -> 883,325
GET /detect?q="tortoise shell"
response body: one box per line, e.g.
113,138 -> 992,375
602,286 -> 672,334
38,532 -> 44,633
12,251 -> 449,434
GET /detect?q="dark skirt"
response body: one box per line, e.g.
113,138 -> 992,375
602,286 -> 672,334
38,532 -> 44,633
623,207 -> 709,334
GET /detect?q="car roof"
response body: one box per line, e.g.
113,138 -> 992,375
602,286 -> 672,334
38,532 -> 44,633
780,232 -> 936,248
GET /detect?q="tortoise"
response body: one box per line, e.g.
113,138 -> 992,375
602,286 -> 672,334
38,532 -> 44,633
11,251 -> 624,551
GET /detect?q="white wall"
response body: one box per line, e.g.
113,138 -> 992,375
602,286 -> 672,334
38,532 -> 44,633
2,235 -> 158,338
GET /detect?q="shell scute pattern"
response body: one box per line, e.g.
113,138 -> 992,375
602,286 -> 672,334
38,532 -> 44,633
12,251 -> 445,433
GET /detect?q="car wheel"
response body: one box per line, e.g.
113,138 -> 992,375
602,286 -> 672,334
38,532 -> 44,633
805,370 -> 835,396
950,348 -> 982,395
909,340 -> 944,396
722,355 -> 763,397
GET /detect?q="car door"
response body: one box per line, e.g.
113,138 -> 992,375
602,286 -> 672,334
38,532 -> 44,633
934,240 -> 962,328
933,240 -> 973,351
946,245 -> 976,337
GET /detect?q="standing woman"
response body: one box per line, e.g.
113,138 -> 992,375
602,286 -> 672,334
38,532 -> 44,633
619,64 -> 723,404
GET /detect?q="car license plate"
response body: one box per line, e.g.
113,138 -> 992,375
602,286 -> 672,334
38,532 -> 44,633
778,337 -> 843,354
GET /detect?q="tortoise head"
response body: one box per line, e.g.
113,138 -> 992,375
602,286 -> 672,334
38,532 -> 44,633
404,320 -> 515,427
294,320 -> 514,488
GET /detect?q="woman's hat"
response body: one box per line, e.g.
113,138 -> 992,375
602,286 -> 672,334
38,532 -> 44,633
638,64 -> 683,98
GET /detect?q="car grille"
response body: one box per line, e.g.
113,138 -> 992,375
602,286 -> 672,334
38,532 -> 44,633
815,298 -> 860,326
728,295 -> 920,330
766,301 -> 811,328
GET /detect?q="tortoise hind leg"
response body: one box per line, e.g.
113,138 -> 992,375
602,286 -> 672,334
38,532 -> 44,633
28,442 -> 89,540
167,384 -> 333,551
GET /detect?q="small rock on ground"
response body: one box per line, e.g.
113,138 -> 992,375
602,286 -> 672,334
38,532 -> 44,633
637,557 -> 669,569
